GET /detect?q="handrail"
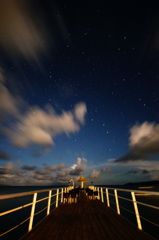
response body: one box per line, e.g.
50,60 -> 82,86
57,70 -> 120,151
97,186 -> 159,238
0,186 -> 72,239
104,187 -> 159,195
0,187 -> 62,200
0,185 -> 158,239
0,202 -> 33,217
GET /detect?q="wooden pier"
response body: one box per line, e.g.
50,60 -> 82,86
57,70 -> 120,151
21,192 -> 154,240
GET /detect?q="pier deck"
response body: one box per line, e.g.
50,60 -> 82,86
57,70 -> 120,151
22,193 -> 154,240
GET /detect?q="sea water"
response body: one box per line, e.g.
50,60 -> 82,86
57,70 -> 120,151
0,186 -> 63,240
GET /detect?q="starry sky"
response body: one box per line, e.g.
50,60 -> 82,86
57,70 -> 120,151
0,0 -> 159,186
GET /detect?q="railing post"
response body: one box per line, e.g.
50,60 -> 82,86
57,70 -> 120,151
28,192 -> 37,232
47,190 -> 52,216
106,188 -> 110,207
114,189 -> 120,214
56,189 -> 59,208
101,188 -> 104,202
97,187 -> 100,200
131,191 -> 142,230
61,188 -> 63,203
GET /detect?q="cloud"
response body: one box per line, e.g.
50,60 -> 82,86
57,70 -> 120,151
112,158 -> 159,182
0,150 -> 12,161
124,169 -> 140,175
124,169 -> 150,176
89,169 -> 100,179
116,159 -> 159,171
47,163 -> 66,171
0,157 -> 89,185
69,158 -> 87,176
74,103 -> 87,124
6,103 -> 86,148
116,122 -> 159,162
0,70 -> 87,149
141,169 -> 149,175
101,167 -> 111,173
0,162 -> 15,175
0,70 -> 21,117
0,0 -> 47,62
21,165 -> 37,171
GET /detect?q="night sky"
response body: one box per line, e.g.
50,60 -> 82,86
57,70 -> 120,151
0,0 -> 159,186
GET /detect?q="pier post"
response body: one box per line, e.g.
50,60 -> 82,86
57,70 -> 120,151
28,192 -> 37,232
47,190 -> 52,215
97,187 -> 100,200
61,188 -> 63,203
131,191 -> 142,230
106,188 -> 110,207
101,188 -> 104,202
56,189 -> 59,208
114,189 -> 120,214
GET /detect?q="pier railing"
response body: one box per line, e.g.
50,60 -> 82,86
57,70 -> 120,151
95,186 -> 159,238
0,186 -> 159,239
0,186 -> 73,239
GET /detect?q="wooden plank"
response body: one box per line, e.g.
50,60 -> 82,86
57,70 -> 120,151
22,193 -> 155,240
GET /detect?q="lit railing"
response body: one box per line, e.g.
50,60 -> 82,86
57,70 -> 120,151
0,186 -> 159,239
95,186 -> 159,239
0,186 -> 73,239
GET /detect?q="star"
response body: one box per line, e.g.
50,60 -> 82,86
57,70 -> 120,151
0,0 -> 158,188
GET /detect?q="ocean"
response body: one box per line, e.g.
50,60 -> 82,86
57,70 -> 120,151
0,186 -> 64,240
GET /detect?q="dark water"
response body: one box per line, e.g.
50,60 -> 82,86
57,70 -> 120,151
98,185 -> 159,240
0,186 -> 64,240
0,185 -> 159,240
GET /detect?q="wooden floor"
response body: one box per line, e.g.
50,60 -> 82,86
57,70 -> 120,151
22,192 -> 155,240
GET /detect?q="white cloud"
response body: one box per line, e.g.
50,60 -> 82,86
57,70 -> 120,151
116,122 -> 159,162
6,103 -> 86,148
129,122 -> 156,148
74,103 -> 87,124
69,158 -> 87,176
0,70 -> 87,149
89,169 -> 100,179
0,71 -> 20,116
0,0 -> 47,62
